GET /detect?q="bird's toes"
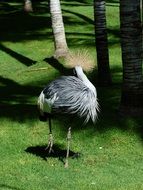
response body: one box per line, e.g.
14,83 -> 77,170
45,146 -> 54,154
71,152 -> 82,159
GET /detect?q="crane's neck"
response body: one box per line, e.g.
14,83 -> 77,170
75,66 -> 96,93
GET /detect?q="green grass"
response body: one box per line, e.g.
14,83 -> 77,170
0,1 -> 143,190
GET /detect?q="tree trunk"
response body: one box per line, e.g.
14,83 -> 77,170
24,0 -> 33,13
119,0 -> 143,116
141,0 -> 143,59
94,0 -> 112,86
49,0 -> 68,58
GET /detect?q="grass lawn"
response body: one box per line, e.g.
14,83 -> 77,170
0,1 -> 143,190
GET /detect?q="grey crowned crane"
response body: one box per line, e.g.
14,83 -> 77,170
37,52 -> 99,167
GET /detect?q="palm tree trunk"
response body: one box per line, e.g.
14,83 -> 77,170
94,0 -> 112,86
119,0 -> 143,116
49,0 -> 68,58
141,0 -> 143,59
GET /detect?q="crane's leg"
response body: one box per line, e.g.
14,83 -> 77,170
46,115 -> 54,153
64,127 -> 71,168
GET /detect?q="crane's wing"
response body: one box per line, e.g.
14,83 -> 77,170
42,76 -> 99,123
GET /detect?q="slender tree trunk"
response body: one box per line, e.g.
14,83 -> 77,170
141,0 -> 143,59
49,0 -> 68,58
24,0 -> 33,13
141,0 -> 143,21
94,0 -> 112,86
119,0 -> 143,116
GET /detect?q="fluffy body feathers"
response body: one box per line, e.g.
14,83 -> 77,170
38,66 -> 99,124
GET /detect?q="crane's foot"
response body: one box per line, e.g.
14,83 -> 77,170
64,159 -> 69,168
72,152 -> 82,159
45,133 -> 54,154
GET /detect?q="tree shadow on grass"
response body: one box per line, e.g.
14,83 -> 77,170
136,121 -> 143,142
0,5 -> 52,42
44,56 -> 73,75
0,184 -> 23,190
63,9 -> 94,24
62,0 -> 91,4
106,0 -> 119,3
0,76 -> 41,122
0,43 -> 36,66
93,83 -> 143,143
25,144 -> 80,164
0,103 -> 38,122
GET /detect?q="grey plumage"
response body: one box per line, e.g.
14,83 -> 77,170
38,69 -> 99,123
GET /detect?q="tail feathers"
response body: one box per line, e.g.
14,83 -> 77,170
37,91 -> 45,114
38,91 -> 51,122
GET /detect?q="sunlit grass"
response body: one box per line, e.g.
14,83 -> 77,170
0,1 -> 143,190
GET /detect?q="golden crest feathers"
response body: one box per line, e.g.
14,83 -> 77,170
65,50 -> 94,72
